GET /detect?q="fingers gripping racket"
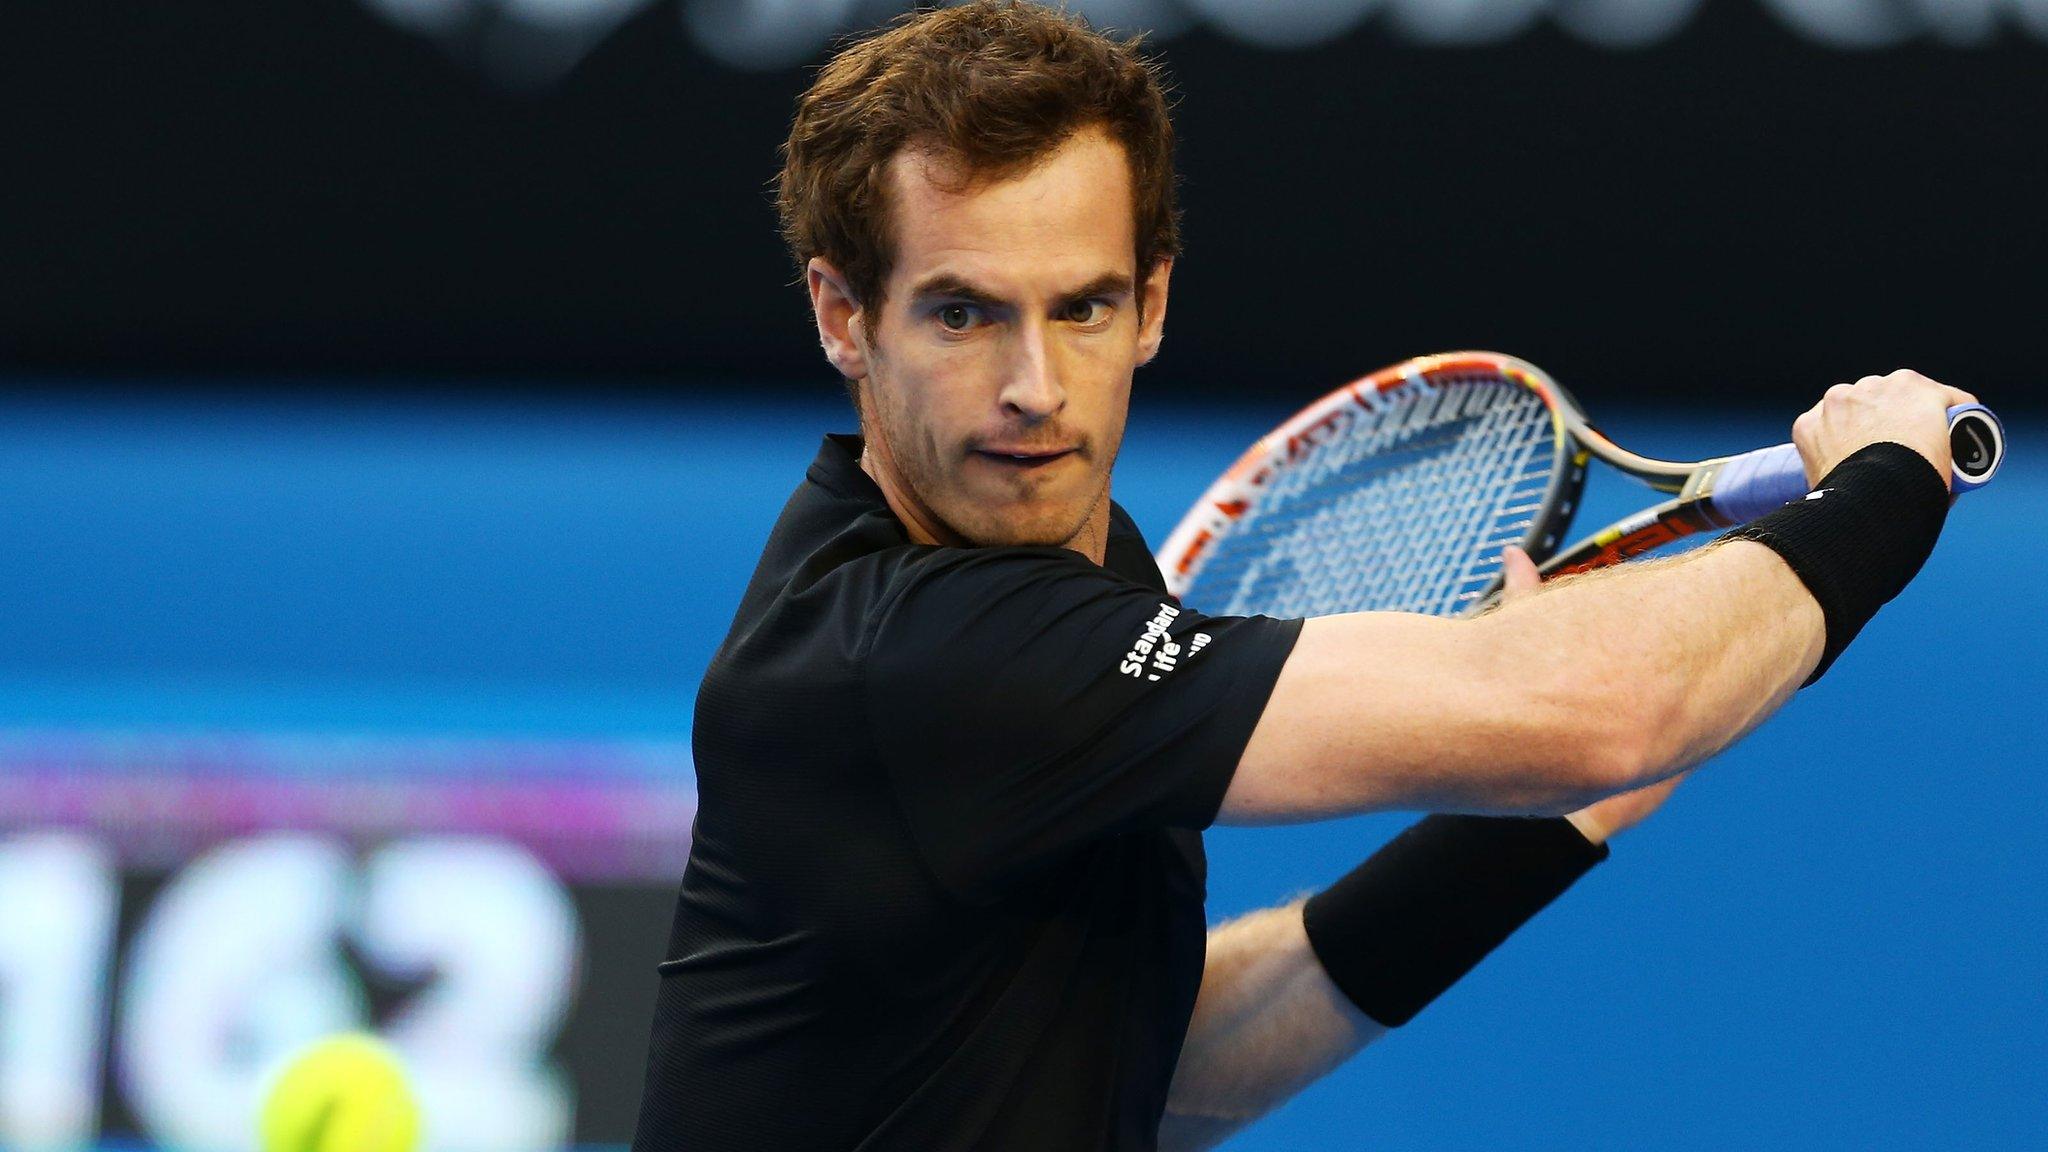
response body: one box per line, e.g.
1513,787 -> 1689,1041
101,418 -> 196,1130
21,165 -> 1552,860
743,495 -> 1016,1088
1157,351 -> 2003,619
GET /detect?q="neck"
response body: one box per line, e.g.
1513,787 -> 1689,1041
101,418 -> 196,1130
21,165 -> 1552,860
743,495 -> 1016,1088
858,438 -> 963,549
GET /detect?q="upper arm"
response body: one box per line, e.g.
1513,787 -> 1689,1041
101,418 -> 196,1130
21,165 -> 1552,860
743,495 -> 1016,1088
1219,611 -> 1632,824
1218,539 -> 1825,825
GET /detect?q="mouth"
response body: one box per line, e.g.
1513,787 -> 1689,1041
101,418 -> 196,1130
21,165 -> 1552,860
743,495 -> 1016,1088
970,446 -> 1079,472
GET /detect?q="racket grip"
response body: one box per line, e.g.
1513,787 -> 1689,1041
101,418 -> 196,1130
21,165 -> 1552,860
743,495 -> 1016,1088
1710,404 -> 2005,524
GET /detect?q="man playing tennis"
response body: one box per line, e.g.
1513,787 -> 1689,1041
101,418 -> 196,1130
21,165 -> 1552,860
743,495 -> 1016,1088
632,4 -> 1973,1149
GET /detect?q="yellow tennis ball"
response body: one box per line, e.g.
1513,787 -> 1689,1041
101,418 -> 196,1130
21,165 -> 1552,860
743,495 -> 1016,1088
258,1032 -> 422,1152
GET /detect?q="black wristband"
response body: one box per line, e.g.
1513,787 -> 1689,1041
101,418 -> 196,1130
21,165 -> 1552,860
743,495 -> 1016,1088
1300,815 -> 1607,1028
1724,441 -> 1948,685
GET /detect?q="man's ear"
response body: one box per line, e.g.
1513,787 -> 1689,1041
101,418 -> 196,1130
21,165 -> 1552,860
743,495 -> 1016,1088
1136,257 -> 1173,367
808,257 -> 870,380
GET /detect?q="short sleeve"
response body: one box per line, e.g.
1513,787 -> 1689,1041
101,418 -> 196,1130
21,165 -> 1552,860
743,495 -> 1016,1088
863,547 -> 1302,903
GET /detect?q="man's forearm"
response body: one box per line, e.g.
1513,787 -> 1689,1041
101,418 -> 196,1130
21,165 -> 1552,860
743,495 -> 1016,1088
1163,813 -> 1613,1151
1159,901 -> 1384,1152
1225,539 -> 1823,822
1481,538 -> 1824,787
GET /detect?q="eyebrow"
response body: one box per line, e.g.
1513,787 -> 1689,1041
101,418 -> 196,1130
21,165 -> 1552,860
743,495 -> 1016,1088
906,274 -> 1004,306
1064,272 -> 1136,301
906,271 -> 1136,307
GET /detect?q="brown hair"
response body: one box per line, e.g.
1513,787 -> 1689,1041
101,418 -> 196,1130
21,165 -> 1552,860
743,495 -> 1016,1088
776,1 -> 1180,320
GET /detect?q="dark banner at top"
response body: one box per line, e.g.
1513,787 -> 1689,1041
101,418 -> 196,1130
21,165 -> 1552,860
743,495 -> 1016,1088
6,0 -> 2044,409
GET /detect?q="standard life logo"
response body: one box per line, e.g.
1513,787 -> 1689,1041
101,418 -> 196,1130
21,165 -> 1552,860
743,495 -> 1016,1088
361,0 -> 2048,86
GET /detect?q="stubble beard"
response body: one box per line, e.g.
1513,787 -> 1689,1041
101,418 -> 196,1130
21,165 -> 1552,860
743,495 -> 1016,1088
910,430 -> 1112,550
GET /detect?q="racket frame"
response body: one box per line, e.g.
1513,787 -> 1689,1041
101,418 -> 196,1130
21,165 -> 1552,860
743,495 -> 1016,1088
1155,352 -> 1594,611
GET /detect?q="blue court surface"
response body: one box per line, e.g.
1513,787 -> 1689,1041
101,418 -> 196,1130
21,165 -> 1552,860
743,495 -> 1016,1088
2,385 -> 2040,1149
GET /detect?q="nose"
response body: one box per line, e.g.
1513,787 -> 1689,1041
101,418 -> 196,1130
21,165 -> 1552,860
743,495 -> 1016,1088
998,319 -> 1066,422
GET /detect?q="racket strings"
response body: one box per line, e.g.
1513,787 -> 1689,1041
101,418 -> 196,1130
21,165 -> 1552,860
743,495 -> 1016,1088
1180,378 -> 1558,618
1354,387 -> 1550,615
1370,398 -> 1554,614
1427,378 -> 1560,609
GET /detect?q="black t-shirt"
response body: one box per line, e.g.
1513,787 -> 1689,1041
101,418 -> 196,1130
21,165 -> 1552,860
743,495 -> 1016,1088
632,435 -> 1302,1151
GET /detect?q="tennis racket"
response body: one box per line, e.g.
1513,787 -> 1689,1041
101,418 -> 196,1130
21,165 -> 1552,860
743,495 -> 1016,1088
1156,351 -> 2003,619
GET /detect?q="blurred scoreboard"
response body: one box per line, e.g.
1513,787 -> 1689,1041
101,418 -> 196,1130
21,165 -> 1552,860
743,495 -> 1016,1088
0,727 -> 694,1149
0,390 -> 779,1150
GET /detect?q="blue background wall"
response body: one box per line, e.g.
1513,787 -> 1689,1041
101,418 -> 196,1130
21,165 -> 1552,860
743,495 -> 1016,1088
2,385 -> 2040,1147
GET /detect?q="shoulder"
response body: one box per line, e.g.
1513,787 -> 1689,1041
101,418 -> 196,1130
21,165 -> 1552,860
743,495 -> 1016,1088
1103,501 -> 1166,592
862,544 -> 1184,733
868,543 -> 1153,650
713,436 -> 932,666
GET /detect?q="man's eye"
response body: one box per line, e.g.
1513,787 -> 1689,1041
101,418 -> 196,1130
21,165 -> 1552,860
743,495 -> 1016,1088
1063,299 -> 1109,325
936,304 -> 980,332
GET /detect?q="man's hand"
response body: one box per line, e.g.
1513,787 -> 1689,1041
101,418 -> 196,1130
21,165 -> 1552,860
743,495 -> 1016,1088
1568,771 -> 1684,845
1792,369 -> 1979,487
1496,545 -> 1686,845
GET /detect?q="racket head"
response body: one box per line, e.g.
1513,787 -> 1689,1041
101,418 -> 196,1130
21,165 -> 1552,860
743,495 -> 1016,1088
1157,352 -> 1589,619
